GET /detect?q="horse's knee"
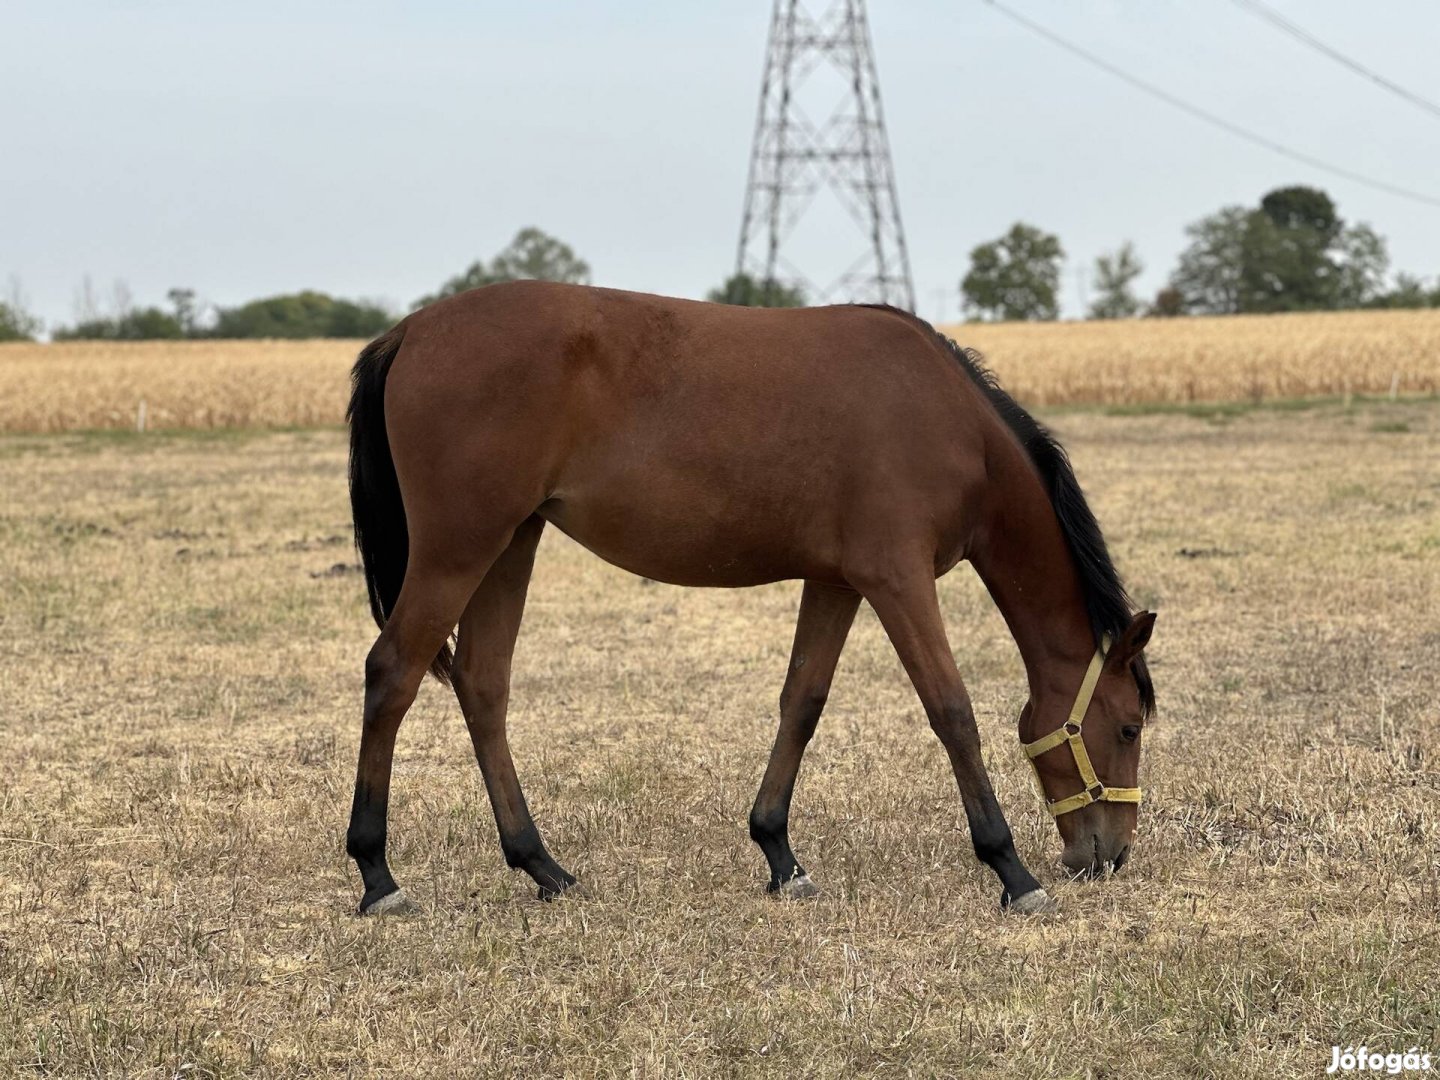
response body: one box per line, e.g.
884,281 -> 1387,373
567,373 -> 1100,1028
779,683 -> 829,738
928,698 -> 977,738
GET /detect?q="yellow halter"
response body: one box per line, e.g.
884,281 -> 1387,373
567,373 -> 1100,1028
1021,636 -> 1143,817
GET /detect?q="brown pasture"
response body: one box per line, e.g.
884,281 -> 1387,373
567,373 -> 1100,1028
2,396 -> 1436,1076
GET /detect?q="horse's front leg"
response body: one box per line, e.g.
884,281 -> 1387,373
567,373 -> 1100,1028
858,569 -> 1055,913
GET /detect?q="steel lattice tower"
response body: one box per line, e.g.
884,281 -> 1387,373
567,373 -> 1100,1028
735,0 -> 915,309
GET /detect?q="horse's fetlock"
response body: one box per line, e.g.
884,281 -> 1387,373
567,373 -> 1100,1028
347,823 -> 385,862
972,826 -> 1016,867
500,824 -> 544,870
749,806 -> 788,843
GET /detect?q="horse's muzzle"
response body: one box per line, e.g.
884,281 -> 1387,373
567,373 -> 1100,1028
1061,832 -> 1133,878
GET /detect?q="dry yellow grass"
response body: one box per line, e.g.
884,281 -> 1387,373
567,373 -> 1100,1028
942,308 -> 1440,406
1,308 -> 1437,432
2,400 -> 1437,1076
0,339 -> 351,434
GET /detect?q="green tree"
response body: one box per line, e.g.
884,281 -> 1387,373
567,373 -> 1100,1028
1147,287 -> 1185,318
1238,188 -> 1341,312
0,299 -> 42,341
1170,206 -> 1250,315
1259,186 -> 1340,239
1171,186 -> 1394,314
211,291 -> 392,339
961,223 -> 1064,322
1088,242 -> 1144,319
1366,273 -> 1440,309
705,272 -> 806,308
54,307 -> 184,340
168,287 -> 201,336
1373,273 -> 1428,309
1332,224 -> 1390,308
417,227 -> 591,307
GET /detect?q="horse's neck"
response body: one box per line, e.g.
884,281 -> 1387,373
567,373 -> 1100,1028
967,435 -> 1095,715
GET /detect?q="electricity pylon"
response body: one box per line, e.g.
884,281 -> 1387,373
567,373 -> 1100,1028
735,0 -> 915,309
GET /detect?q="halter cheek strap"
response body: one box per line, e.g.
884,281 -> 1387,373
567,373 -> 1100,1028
1021,635 -> 1143,817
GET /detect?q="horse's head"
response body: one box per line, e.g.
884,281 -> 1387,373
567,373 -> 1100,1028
1021,611 -> 1155,878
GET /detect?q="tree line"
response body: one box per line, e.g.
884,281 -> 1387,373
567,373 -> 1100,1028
0,225 -> 790,343
0,280 -> 397,344
2,185 -> 1435,342
0,228 -> 593,343
961,185 -> 1439,322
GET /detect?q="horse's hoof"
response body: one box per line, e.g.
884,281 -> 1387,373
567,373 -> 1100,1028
1007,887 -> 1059,915
538,877 -> 585,902
774,874 -> 820,900
359,887 -> 420,917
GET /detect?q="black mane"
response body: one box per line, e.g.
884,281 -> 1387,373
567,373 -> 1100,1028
862,306 -> 1155,715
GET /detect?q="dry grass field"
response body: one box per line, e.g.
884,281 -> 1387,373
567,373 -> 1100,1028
2,397 -> 1437,1077
1,307 -> 1438,433
950,309 -> 1440,406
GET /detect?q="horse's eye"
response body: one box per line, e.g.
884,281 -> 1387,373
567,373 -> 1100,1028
1120,724 -> 1142,743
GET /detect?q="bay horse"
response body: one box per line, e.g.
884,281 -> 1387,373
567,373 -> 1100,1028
345,281 -> 1155,916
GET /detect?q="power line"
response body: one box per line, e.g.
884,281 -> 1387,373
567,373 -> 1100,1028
1229,0 -> 1440,123
981,0 -> 1440,210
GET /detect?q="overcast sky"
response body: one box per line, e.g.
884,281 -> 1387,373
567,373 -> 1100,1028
6,1 -> 1438,329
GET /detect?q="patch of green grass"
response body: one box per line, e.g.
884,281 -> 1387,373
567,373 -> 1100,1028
0,425 -> 345,459
1328,482 -> 1376,505
1054,393 -> 1440,421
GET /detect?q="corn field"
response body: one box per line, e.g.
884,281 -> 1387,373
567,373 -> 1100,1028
947,308 -> 1440,406
2,309 -> 1437,433
0,340 -> 350,433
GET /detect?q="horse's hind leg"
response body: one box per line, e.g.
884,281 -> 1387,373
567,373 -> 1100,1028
347,526 -> 522,915
451,515 -> 576,900
347,565 -> 486,914
749,581 -> 860,897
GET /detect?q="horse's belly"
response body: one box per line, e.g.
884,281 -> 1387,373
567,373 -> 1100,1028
536,479 -> 842,589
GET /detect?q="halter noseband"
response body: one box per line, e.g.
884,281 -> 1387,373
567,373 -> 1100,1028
1021,636 -> 1143,817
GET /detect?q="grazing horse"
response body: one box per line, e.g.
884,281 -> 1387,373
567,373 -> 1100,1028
345,281 -> 1155,916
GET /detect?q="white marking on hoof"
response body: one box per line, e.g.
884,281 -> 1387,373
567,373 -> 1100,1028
776,874 -> 820,900
1008,888 -> 1059,915
362,888 -> 419,917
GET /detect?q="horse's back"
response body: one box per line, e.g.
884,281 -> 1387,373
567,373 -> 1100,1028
385,282 -> 992,586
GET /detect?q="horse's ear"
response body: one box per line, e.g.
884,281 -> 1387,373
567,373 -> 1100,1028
1107,611 -> 1156,670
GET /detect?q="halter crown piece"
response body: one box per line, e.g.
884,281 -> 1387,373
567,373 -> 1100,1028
1022,635 -> 1143,817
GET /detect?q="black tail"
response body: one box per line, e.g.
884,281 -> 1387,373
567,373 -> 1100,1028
347,323 -> 454,684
